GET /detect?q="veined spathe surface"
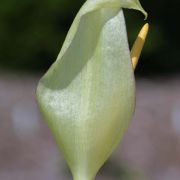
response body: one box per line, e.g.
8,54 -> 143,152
37,0 -> 148,179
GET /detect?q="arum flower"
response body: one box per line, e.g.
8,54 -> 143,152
37,0 -> 148,180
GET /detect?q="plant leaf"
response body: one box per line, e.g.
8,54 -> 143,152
37,0 -> 147,179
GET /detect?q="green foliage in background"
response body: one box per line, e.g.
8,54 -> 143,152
0,0 -> 180,74
0,0 -> 84,71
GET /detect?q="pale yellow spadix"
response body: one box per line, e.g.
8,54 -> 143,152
131,23 -> 149,69
36,0 -> 148,180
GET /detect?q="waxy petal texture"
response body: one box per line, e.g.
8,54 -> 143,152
37,0 -> 147,179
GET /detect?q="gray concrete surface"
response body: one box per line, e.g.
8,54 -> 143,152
0,73 -> 180,180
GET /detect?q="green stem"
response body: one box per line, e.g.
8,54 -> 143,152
73,174 -> 94,180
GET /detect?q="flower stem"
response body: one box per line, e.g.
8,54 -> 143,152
73,174 -> 94,180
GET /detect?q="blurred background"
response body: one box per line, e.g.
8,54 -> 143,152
0,0 -> 180,179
